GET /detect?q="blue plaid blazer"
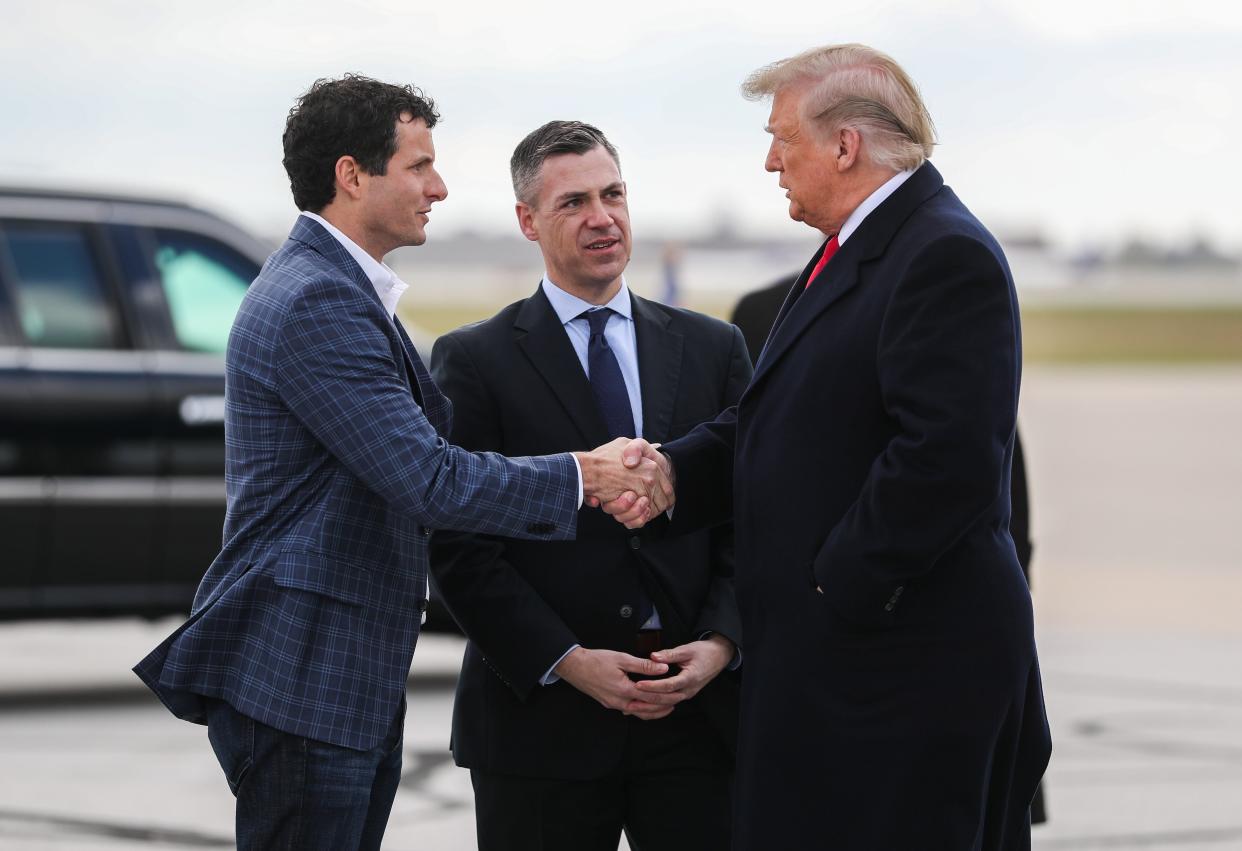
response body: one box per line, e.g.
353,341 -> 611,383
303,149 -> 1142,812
135,216 -> 579,750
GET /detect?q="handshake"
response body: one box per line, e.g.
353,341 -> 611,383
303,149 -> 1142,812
573,438 -> 674,529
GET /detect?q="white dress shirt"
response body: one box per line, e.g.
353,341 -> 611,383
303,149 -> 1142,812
836,169 -> 914,245
300,212 -> 408,318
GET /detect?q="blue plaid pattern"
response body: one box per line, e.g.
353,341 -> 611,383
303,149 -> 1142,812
135,217 -> 579,751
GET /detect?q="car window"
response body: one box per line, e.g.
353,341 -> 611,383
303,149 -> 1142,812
151,229 -> 254,353
2,223 -> 122,349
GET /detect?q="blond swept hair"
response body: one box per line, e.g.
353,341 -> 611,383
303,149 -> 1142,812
743,43 -> 936,171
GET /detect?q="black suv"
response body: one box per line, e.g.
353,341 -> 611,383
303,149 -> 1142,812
0,187 -> 442,625
0,187 -> 273,618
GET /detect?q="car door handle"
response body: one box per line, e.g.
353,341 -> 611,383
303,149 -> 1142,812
178,395 -> 225,425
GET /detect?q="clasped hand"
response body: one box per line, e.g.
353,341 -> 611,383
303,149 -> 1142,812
554,635 -> 734,722
575,438 -> 675,528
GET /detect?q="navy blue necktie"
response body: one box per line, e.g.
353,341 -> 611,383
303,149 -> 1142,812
582,308 -> 656,631
582,308 -> 636,441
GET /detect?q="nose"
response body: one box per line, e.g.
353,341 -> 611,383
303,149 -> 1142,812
584,197 -> 613,229
764,138 -> 781,174
428,168 -> 448,203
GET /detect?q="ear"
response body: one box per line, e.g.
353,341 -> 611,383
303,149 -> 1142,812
836,127 -> 861,172
334,155 -> 364,201
515,201 -> 540,242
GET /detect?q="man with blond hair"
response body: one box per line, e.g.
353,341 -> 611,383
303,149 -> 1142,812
607,44 -> 1052,849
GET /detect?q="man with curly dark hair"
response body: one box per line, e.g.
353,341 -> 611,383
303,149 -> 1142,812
135,75 -> 672,850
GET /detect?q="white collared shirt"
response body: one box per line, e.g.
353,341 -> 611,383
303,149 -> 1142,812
837,168 -> 915,246
300,211 -> 408,318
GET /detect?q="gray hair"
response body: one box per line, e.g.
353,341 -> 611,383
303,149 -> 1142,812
510,120 -> 621,206
742,43 -> 936,171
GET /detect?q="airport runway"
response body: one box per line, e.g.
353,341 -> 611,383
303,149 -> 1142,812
2,365 -> 1240,850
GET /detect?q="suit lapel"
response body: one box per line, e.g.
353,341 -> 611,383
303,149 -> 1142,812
514,286 -> 610,447
630,293 -> 682,445
395,318 -> 455,435
752,246 -> 824,374
746,162 -> 946,399
289,216 -> 388,315
288,217 -> 450,433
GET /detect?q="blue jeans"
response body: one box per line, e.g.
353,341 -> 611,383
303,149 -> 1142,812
206,698 -> 404,851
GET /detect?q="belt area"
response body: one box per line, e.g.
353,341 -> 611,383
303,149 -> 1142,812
630,628 -> 678,681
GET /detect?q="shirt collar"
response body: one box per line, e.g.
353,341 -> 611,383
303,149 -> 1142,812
541,276 -> 633,327
837,168 -> 915,246
299,211 -> 408,318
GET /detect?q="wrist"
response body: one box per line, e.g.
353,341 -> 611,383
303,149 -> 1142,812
658,449 -> 676,489
705,634 -> 733,663
554,645 -> 588,678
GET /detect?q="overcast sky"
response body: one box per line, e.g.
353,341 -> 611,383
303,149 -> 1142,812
3,0 -> 1239,251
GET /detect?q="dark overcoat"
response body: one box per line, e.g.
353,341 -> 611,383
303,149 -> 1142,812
664,162 -> 1052,850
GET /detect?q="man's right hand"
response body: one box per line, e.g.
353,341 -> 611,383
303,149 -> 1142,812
553,647 -> 674,721
598,439 -> 676,529
574,437 -> 674,524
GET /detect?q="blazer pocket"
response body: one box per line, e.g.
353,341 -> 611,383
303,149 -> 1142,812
271,550 -> 378,607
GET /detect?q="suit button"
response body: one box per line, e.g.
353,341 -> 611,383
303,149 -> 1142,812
629,537 -> 641,550
620,605 -> 634,619
884,602 -> 895,612
894,586 -> 904,596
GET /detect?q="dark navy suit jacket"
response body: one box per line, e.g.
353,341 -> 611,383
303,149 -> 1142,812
429,287 -> 750,778
135,217 -> 579,751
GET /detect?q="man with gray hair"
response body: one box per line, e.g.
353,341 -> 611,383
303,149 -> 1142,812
430,120 -> 750,851
608,44 -> 1052,849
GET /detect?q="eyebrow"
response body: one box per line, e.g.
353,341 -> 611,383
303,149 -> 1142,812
552,182 -> 624,205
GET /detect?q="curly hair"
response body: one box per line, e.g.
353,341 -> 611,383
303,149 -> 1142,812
281,75 -> 440,212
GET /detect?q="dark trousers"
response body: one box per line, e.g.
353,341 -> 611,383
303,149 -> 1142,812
471,709 -> 732,851
205,697 -> 404,851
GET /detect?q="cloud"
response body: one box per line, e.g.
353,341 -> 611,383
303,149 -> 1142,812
3,1 -> 1239,248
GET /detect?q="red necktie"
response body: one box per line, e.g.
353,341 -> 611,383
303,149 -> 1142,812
805,235 -> 840,289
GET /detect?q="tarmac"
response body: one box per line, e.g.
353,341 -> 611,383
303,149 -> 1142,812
1,617 -> 1241,850
2,365 -> 1241,849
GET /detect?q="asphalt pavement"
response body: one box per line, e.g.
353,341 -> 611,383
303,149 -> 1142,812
2,365 -> 1240,850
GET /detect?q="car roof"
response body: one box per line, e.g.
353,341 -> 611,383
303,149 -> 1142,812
0,184 -> 203,207
0,185 -> 273,265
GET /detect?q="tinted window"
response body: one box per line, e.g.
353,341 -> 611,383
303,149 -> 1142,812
151,229 -> 254,353
2,223 -> 121,349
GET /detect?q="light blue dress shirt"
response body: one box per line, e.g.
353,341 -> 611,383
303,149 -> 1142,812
537,275 -> 741,684
539,276 -> 659,684
541,276 -> 643,439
